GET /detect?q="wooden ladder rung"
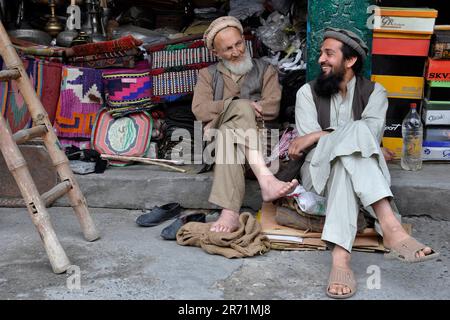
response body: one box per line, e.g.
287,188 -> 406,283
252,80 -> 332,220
41,180 -> 72,207
0,69 -> 20,81
0,180 -> 72,208
13,125 -> 48,144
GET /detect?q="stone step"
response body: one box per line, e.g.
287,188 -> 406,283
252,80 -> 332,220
54,162 -> 450,220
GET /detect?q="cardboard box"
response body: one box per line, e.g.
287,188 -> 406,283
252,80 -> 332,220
382,137 -> 403,159
422,140 -> 450,160
426,58 -> 450,81
384,119 -> 402,138
373,32 -> 431,40
430,26 -> 450,60
372,55 -> 427,77
422,99 -> 450,125
386,98 -> 420,121
374,7 -> 437,35
372,37 -> 430,56
424,126 -> 450,142
425,80 -> 450,101
371,75 -> 424,99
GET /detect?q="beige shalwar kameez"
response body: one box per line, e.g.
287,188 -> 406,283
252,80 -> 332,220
192,61 -> 281,212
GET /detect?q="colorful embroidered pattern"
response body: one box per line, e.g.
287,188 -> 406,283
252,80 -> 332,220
1,58 -> 36,133
91,108 -> 153,166
147,38 -> 253,102
102,70 -> 152,107
152,69 -> 199,102
55,65 -> 103,139
1,57 -> 62,133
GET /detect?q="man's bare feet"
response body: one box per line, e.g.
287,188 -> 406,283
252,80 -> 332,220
210,209 -> 240,233
327,246 -> 354,297
259,176 -> 299,202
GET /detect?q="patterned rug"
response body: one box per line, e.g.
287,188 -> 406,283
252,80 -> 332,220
0,57 -> 61,134
147,37 -> 254,103
54,65 -> 103,142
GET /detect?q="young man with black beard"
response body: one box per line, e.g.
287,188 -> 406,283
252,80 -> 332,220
289,28 -> 439,299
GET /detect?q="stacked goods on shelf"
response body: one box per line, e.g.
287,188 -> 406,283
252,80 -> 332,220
371,7 -> 438,158
423,25 -> 450,161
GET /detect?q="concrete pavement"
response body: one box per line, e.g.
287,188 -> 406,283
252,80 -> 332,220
53,162 -> 450,220
0,207 -> 448,300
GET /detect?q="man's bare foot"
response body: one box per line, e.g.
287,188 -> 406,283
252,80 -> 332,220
328,246 -> 355,298
259,176 -> 299,202
210,209 -> 240,233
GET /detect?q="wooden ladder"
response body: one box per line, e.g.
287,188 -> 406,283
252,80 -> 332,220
0,21 -> 99,274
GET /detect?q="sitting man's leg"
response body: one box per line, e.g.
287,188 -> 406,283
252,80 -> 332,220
339,155 -> 437,260
208,99 -> 298,233
322,154 -> 437,298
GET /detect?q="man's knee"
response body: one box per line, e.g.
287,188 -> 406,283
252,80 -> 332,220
229,99 -> 255,120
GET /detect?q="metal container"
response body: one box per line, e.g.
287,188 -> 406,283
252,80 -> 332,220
7,29 -> 52,45
56,29 -> 79,47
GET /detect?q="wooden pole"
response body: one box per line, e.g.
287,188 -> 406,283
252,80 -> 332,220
101,154 -> 187,173
0,115 -> 70,273
0,20 -> 99,242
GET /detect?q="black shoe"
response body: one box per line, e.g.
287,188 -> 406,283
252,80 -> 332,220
160,212 -> 206,240
136,203 -> 182,227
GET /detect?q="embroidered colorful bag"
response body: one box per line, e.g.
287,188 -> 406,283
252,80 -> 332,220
91,108 -> 153,166
102,61 -> 152,109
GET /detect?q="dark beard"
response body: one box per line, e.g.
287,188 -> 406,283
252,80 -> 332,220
314,66 -> 345,98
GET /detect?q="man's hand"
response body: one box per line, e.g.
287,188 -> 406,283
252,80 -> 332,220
382,147 -> 395,162
251,101 -> 263,118
288,135 -> 314,160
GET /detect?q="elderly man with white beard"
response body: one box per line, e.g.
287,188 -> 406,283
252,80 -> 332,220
192,16 -> 298,233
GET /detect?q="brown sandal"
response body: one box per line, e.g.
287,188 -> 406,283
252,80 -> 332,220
326,266 -> 357,299
384,236 -> 440,263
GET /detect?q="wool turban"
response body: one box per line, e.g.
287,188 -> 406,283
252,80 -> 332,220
323,27 -> 369,61
203,16 -> 244,50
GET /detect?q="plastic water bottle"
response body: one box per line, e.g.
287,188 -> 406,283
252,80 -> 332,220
401,103 -> 423,171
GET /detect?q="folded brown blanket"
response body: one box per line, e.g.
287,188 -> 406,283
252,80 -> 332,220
176,212 -> 270,258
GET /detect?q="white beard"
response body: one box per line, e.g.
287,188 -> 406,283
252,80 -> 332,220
222,50 -> 253,76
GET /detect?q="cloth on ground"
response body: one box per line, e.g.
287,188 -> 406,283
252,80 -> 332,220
176,212 -> 270,258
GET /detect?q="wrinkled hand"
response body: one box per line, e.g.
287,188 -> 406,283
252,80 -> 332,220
288,135 -> 313,160
251,101 -> 263,118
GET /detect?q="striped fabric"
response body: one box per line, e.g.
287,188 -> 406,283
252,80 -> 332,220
151,44 -> 217,69
147,38 -> 253,103
102,70 -> 152,107
1,57 -> 61,133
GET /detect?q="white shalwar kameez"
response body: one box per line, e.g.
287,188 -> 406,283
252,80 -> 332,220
295,76 -> 401,252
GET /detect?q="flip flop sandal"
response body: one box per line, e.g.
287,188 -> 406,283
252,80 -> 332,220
326,266 -> 357,299
384,236 -> 440,263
